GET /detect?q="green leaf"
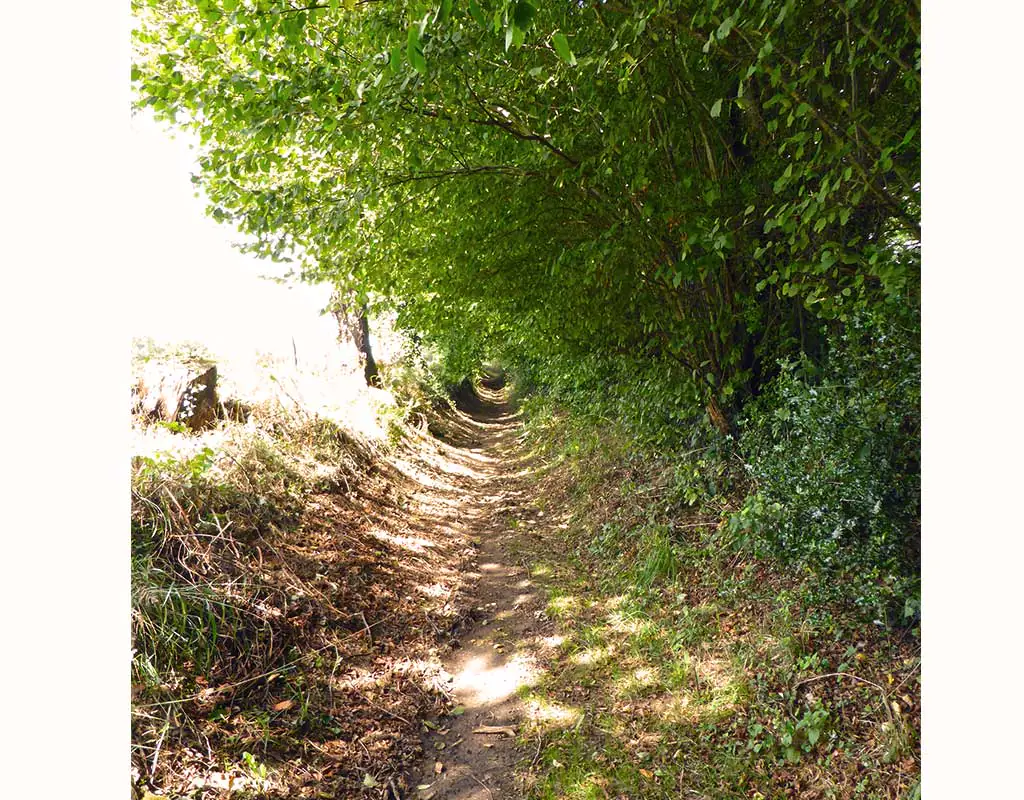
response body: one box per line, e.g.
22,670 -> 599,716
407,26 -> 427,74
439,0 -> 454,23
468,0 -> 485,26
710,98 -> 723,118
511,1 -> 536,30
552,32 -> 576,66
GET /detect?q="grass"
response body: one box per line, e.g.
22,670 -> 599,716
513,403 -> 921,800
131,401 -> 376,791
130,345 -> 473,799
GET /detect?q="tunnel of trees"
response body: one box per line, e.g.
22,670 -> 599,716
133,0 -> 919,614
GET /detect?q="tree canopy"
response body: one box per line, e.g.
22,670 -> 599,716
133,0 -> 919,428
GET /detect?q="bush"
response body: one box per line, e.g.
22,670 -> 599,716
730,311 -> 920,619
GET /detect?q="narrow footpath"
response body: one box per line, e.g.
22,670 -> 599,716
406,384 -> 559,800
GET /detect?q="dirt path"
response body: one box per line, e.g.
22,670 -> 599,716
406,386 -> 555,800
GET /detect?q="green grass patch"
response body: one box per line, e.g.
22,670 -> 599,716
515,403 -> 920,799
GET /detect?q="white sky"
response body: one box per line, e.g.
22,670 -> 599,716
127,111 -> 339,364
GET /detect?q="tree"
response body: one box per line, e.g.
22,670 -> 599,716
133,0 -> 919,427
331,290 -> 381,387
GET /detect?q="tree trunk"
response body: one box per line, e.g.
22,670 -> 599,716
332,292 -> 381,387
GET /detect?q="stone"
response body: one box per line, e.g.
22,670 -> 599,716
135,361 -> 219,431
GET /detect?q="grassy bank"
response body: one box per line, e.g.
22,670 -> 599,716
511,402 -> 920,800
130,349 -> 470,799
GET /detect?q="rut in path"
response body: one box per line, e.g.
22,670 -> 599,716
408,385 -> 559,800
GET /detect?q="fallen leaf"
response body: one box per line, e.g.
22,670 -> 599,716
362,774 -> 379,788
434,761 -> 444,775
450,705 -> 466,716
272,699 -> 294,711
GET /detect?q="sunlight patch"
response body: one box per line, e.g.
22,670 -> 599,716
696,656 -> 750,711
607,609 -> 646,634
369,528 -> 434,553
614,666 -> 659,699
571,645 -> 614,666
452,653 -> 537,704
547,594 -> 581,618
649,691 -> 694,723
524,696 -> 581,728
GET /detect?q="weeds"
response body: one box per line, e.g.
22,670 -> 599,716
130,356 -> 464,798
516,400 -> 921,799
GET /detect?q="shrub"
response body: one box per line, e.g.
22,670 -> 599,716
730,311 -> 920,618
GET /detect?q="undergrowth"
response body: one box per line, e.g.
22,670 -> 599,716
131,407 -> 370,700
130,357 -> 463,799
514,392 -> 920,800
518,308 -> 920,623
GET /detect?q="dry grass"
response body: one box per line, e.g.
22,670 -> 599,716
130,352 -> 492,799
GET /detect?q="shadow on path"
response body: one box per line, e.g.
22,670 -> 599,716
405,385 -> 557,800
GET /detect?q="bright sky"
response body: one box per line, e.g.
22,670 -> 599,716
127,112 -> 339,364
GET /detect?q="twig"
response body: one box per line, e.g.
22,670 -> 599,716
360,611 -> 373,645
794,672 -> 894,722
470,774 -> 494,799
531,733 -> 545,767
150,706 -> 171,777
794,671 -> 885,693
